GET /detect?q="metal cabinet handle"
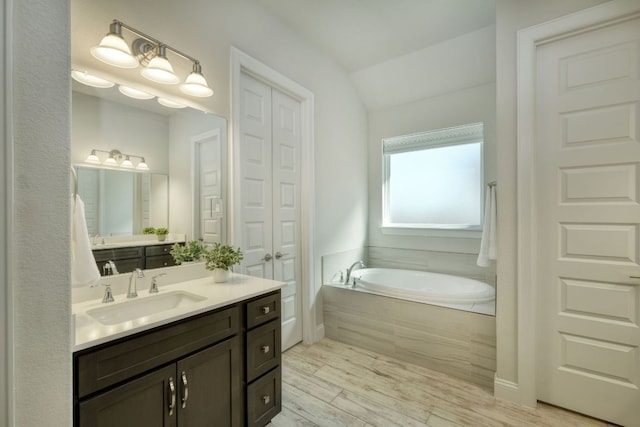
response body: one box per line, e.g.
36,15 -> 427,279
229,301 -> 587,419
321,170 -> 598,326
181,371 -> 189,409
262,395 -> 271,405
261,306 -> 270,314
262,253 -> 273,262
168,377 -> 176,416
261,345 -> 270,354
275,251 -> 289,260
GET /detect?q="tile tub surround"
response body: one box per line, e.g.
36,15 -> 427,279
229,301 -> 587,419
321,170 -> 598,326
268,338 -> 615,427
323,286 -> 496,391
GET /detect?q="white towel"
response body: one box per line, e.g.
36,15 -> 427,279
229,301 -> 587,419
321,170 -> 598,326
72,195 -> 101,287
477,184 -> 497,267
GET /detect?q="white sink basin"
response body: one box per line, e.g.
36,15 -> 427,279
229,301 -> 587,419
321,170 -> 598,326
87,290 -> 207,325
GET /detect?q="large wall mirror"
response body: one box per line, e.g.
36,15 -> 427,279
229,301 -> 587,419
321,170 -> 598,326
71,81 -> 228,244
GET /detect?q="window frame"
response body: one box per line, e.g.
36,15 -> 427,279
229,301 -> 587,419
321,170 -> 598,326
381,122 -> 484,235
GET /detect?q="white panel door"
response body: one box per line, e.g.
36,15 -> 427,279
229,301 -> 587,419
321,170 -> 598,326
238,72 -> 303,350
535,16 -> 640,427
194,130 -> 223,243
272,89 -> 303,351
239,72 -> 273,279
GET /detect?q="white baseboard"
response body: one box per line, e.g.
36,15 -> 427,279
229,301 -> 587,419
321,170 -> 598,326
494,376 -> 523,403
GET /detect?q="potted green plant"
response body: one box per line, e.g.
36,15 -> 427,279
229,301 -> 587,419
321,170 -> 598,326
155,227 -> 169,241
203,243 -> 243,283
142,227 -> 156,235
170,240 -> 206,265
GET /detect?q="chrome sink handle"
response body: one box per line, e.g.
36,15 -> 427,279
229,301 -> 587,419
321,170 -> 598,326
149,273 -> 167,294
101,284 -> 114,303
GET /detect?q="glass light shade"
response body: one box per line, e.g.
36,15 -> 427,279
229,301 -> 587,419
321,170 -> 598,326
118,85 -> 155,100
141,56 -> 179,84
157,98 -> 186,109
136,159 -> 149,171
120,156 -> 134,168
71,70 -> 114,88
180,72 -> 213,97
85,151 -> 101,164
90,34 -> 138,68
103,156 -> 118,166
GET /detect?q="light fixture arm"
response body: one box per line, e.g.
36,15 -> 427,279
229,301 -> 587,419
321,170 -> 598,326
114,19 -> 199,64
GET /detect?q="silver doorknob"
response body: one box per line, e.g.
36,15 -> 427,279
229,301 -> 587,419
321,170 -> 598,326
262,253 -> 273,262
275,251 -> 289,260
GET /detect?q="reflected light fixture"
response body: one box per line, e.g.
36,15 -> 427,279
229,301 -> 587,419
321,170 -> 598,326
90,21 -> 138,68
157,97 -> 186,109
87,19 -> 213,96
84,149 -> 150,171
118,85 -> 155,100
71,70 -> 114,88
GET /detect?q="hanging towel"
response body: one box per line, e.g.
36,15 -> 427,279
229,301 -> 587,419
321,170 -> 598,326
477,184 -> 497,267
72,195 -> 101,287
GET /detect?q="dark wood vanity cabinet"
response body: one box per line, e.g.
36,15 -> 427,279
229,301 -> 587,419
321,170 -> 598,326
92,243 -> 179,275
244,292 -> 282,427
73,289 -> 282,427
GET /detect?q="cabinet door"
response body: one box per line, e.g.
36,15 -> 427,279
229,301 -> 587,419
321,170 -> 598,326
176,336 -> 242,427
78,365 -> 177,427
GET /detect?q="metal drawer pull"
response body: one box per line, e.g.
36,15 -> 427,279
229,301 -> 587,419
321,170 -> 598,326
261,345 -> 270,354
168,377 -> 176,416
181,371 -> 189,409
262,395 -> 271,405
261,306 -> 270,314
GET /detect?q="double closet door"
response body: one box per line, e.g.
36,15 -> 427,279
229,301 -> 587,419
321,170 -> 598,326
238,72 -> 302,351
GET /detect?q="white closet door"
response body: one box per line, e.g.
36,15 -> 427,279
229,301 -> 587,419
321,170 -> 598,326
239,72 -> 274,279
535,15 -> 640,427
272,89 -> 303,350
194,130 -> 222,243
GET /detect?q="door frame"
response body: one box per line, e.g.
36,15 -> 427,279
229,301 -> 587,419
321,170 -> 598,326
516,0 -> 640,406
230,47 -> 317,345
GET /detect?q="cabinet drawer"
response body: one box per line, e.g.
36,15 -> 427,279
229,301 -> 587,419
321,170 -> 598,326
76,305 -> 239,398
145,254 -> 176,269
247,367 -> 281,427
246,292 -> 280,329
145,244 -> 175,257
246,320 -> 281,383
93,247 -> 144,262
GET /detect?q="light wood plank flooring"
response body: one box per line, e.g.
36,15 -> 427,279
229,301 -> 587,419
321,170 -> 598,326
268,338 -> 617,427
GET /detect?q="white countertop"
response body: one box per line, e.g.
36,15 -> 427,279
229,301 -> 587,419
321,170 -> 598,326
72,272 -> 285,352
91,237 -> 185,250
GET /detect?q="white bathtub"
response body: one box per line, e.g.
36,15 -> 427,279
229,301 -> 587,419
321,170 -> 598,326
349,268 -> 495,305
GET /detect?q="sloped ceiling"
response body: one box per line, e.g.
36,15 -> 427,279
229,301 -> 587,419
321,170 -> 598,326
250,0 -> 496,110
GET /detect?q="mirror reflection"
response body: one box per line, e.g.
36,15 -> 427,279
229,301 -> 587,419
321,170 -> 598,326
71,80 -> 228,248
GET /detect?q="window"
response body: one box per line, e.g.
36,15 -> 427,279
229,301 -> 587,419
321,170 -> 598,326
382,123 -> 483,231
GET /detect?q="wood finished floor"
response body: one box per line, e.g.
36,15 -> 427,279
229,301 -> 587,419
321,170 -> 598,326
268,338 -> 617,427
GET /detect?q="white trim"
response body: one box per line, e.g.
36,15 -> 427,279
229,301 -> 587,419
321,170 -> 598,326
516,0 -> 640,407
1,0 -> 13,423
230,47 -> 317,345
493,376 -> 521,403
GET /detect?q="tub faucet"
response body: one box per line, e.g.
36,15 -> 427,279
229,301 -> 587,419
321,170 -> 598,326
345,260 -> 366,285
127,268 -> 145,298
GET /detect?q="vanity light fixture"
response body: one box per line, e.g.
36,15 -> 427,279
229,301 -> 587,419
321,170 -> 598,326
84,149 -> 150,171
89,19 -> 213,96
71,70 -> 115,88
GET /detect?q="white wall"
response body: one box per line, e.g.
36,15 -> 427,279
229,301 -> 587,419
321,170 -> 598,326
494,0 -> 612,402
10,0 -> 72,425
71,92 -> 170,174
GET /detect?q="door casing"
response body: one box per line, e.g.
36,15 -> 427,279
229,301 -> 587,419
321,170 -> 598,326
230,47 -> 318,345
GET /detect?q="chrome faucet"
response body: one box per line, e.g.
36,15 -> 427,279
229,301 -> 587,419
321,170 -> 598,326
149,273 -> 167,294
345,260 -> 366,285
127,268 -> 145,298
101,283 -> 114,303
